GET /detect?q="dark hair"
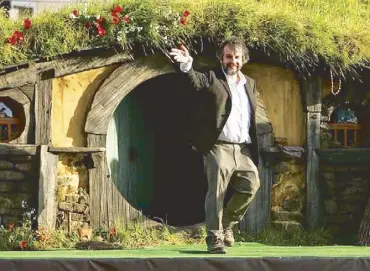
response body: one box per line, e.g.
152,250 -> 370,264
217,37 -> 249,64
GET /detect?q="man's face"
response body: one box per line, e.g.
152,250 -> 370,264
221,45 -> 244,76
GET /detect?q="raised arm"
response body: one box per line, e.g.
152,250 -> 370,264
169,45 -> 210,91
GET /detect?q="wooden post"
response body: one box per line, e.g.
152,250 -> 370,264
301,76 -> 322,229
35,70 -> 54,145
37,145 -> 58,230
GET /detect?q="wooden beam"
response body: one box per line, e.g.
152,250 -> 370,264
35,72 -> 53,145
301,76 -> 322,229
0,65 -> 37,90
48,146 -> 106,153
0,144 -> 37,155
0,88 -> 31,105
88,152 -> 107,227
37,145 -> 58,230
0,48 -> 131,90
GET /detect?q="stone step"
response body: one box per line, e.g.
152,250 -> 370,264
271,221 -> 303,233
271,210 -> 303,222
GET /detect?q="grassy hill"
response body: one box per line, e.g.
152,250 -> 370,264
1,0 -> 370,76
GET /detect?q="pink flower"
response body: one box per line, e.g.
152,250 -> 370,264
123,15 -> 130,23
97,25 -> 106,36
96,16 -> 104,24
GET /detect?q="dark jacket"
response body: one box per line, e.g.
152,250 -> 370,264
184,67 -> 259,167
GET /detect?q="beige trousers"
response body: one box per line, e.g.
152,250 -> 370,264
203,141 -> 260,237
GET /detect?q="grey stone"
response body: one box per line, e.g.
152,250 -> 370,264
282,199 -> 301,211
0,160 -> 13,170
321,165 -> 335,173
271,221 -> 303,233
71,213 -> 84,221
73,203 -> 87,213
19,182 -> 31,193
271,210 -> 303,222
59,202 -> 73,212
0,171 -> 24,181
65,195 -> 79,203
14,163 -> 33,172
10,208 -> 24,216
341,187 -> 358,196
10,156 -> 34,162
341,195 -> 367,202
326,214 -> 352,223
274,163 -> 290,173
2,216 -> 20,225
323,173 -> 335,180
0,182 -> 15,193
325,199 -> 338,215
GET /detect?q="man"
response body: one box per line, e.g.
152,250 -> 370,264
169,37 -> 260,254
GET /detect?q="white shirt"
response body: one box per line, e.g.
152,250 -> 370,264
180,58 -> 252,144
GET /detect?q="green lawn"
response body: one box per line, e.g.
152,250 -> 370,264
1,243 -> 370,259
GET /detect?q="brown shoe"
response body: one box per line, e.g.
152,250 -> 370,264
206,236 -> 226,254
224,229 -> 235,247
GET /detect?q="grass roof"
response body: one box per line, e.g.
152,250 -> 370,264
1,0 -> 370,77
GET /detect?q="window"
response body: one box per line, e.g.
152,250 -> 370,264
0,100 -> 24,143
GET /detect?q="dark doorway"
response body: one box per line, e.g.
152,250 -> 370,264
107,73 -> 207,226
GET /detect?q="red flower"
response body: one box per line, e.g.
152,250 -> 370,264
112,5 -> 123,13
24,18 -> 31,29
85,22 -> 92,29
97,25 -> 106,36
19,240 -> 28,250
72,9 -> 78,17
123,15 -> 130,23
109,227 -> 117,236
7,35 -> 17,45
14,31 -> 24,42
183,10 -> 190,17
96,16 -> 104,24
7,31 -> 24,45
112,11 -> 118,17
113,16 -> 120,25
180,17 -> 188,25
7,223 -> 15,231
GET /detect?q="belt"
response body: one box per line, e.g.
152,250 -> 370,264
216,140 -> 250,146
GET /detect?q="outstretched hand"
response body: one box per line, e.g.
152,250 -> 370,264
169,45 -> 191,63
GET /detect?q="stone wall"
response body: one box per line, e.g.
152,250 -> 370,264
0,154 -> 38,226
271,157 -> 306,231
56,153 -> 90,231
321,163 -> 370,243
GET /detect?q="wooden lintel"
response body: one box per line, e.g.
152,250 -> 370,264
0,144 -> 37,155
48,146 -> 106,153
0,48 -> 131,90
35,75 -> 52,145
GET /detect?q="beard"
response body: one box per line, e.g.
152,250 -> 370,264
222,62 -> 240,75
